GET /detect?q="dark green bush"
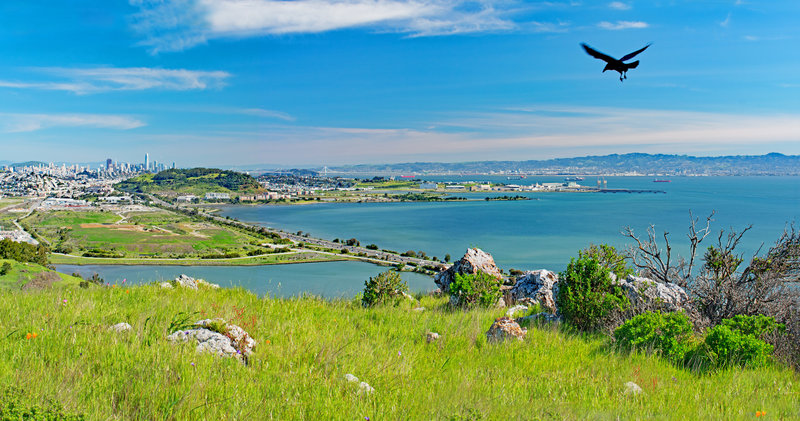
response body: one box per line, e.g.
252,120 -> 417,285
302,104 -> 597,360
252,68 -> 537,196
579,244 -> 633,279
362,270 -> 408,307
614,311 -> 693,362
557,254 -> 629,331
448,272 -> 502,308
0,261 -> 11,276
688,315 -> 783,370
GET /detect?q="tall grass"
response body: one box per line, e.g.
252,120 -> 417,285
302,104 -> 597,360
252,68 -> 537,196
0,285 -> 797,419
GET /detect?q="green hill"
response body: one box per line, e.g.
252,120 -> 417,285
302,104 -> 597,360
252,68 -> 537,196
0,286 -> 796,419
115,168 -> 261,196
0,259 -> 81,289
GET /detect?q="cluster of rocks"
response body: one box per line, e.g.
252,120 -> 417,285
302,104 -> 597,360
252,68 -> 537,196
435,248 -> 691,343
167,318 -> 256,364
160,274 -> 220,290
344,373 -> 375,395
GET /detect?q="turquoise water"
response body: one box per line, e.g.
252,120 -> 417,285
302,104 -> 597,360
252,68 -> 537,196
56,262 -> 434,298
219,176 -> 800,272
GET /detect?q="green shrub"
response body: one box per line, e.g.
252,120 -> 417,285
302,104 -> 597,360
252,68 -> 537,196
0,261 -> 11,276
579,244 -> 633,279
614,311 -> 693,362
448,272 -> 502,308
719,314 -> 785,338
0,386 -> 84,420
557,254 -> 629,331
688,315 -> 783,370
362,270 -> 408,307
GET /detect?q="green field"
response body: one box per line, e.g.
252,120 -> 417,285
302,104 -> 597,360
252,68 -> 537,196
22,209 -> 269,259
49,251 -> 349,266
0,259 -> 81,289
0,285 -> 797,419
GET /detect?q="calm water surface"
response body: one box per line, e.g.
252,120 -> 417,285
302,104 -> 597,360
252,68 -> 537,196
219,176 -> 800,271
57,262 -> 434,298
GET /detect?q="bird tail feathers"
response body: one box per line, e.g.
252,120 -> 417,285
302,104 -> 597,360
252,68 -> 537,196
627,60 -> 640,69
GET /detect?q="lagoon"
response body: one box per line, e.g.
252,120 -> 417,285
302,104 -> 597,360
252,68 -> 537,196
56,261 -> 434,298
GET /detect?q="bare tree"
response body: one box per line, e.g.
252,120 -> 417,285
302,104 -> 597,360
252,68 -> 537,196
622,211 -> 714,287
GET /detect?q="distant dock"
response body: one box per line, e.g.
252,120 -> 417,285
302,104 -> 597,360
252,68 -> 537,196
596,188 -> 666,194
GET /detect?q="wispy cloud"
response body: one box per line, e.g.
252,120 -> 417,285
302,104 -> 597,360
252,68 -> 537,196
129,0 -> 519,52
0,67 -> 230,94
152,106 -> 800,165
720,12 -> 731,27
608,2 -> 630,10
0,113 -> 145,133
236,108 -> 296,121
598,20 -> 647,30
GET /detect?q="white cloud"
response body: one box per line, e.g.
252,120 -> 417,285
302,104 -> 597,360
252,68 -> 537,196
0,113 -> 145,133
237,108 -> 296,121
720,12 -> 731,27
129,0 -> 519,52
0,67 -> 230,94
598,20 -> 647,30
608,2 -> 630,10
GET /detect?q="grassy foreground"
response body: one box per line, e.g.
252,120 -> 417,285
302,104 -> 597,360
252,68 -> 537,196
1,285 -> 798,420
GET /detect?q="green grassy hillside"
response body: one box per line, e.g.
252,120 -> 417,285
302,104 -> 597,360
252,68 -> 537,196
115,168 -> 261,196
0,285 -> 796,419
0,259 -> 81,289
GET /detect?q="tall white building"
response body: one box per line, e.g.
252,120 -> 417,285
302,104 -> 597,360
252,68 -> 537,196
144,153 -> 149,171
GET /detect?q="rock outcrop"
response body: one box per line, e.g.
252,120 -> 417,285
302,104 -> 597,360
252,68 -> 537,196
434,248 -> 503,292
615,275 -> 688,313
167,318 -> 255,364
164,274 -> 221,290
510,269 -> 559,313
108,322 -> 132,333
485,317 -> 527,343
426,332 -> 440,343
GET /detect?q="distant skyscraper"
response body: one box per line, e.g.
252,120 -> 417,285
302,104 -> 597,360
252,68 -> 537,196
106,158 -> 112,171
172,162 -> 175,169
144,153 -> 149,171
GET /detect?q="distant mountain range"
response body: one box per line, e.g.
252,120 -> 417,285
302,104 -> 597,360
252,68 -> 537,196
322,153 -> 800,176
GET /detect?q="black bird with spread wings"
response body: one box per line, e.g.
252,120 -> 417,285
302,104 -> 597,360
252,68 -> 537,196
581,43 -> 651,82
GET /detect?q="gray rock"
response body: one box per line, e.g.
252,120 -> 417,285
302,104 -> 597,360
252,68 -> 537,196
174,274 -> 198,290
434,248 -> 503,293
505,304 -> 529,319
486,317 -> 527,343
624,381 -> 643,395
108,322 -> 132,332
616,275 -> 689,313
344,373 -> 359,383
167,318 -> 256,363
358,381 -> 375,395
426,332 -> 440,343
160,282 -> 173,289
510,269 -> 559,313
412,306 -> 426,312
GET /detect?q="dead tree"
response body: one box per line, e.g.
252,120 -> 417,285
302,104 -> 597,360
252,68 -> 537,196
622,211 -> 714,287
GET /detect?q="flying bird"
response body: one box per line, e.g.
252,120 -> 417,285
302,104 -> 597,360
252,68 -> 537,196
581,43 -> 651,82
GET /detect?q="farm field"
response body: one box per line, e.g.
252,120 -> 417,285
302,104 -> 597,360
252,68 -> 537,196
21,209 -> 271,259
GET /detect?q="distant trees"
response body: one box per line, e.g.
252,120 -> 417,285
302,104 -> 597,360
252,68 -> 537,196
0,239 -> 49,266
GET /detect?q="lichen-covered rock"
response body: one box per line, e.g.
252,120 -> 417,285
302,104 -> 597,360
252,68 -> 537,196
434,248 -> 503,292
426,332 -> 440,343
358,381 -> 375,395
108,322 -> 132,333
344,373 -> 359,383
510,269 -> 559,313
171,274 -> 221,290
486,317 -> 527,343
167,318 -> 255,363
159,282 -> 173,289
616,275 -> 688,313
624,381 -> 643,395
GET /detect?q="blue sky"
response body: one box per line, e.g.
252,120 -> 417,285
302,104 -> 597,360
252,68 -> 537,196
0,1 -> 798,167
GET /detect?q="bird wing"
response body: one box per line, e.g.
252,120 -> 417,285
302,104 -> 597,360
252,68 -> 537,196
581,43 -> 615,63
621,43 -> 651,62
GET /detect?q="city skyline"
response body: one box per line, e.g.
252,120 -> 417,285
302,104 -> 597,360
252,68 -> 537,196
1,1 -> 799,166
